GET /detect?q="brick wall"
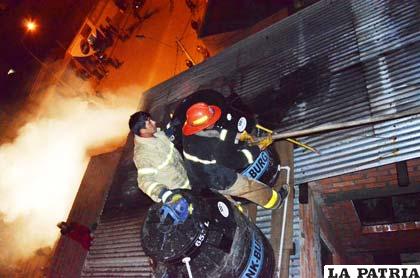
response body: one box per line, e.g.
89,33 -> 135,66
301,157 -> 420,269
407,159 -> 420,184
310,163 -> 399,194
346,254 -> 374,265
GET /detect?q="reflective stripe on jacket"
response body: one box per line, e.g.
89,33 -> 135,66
133,130 -> 190,202
182,128 -> 260,190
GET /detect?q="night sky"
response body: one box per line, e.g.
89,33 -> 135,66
0,0 -> 94,100
0,0 -> 94,140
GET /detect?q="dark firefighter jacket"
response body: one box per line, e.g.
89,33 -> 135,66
182,128 -> 261,190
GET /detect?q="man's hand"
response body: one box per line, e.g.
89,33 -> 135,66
258,134 -> 273,150
238,131 -> 254,142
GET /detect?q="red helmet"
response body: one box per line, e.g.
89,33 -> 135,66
182,102 -> 222,136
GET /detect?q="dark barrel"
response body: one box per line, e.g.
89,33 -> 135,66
141,190 -> 274,277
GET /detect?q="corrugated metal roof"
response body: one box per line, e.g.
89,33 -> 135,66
81,208 -> 152,277
142,0 -> 420,185
135,2 -> 420,275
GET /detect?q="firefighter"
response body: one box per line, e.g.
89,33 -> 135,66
129,111 -> 191,204
182,102 -> 288,209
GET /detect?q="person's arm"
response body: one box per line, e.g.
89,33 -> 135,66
136,159 -> 168,203
217,139 -> 261,170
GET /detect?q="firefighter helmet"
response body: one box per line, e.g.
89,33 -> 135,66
182,102 -> 222,136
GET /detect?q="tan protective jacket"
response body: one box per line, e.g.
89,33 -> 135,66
133,130 -> 190,202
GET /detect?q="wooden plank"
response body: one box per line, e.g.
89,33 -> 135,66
255,109 -> 420,142
270,141 -> 294,277
299,189 -> 322,278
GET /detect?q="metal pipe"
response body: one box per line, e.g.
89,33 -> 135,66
255,109 -> 420,143
176,38 -> 196,65
182,257 -> 193,278
277,166 -> 290,278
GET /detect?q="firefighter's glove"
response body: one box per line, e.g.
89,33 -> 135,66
258,135 -> 273,150
160,195 -> 189,225
238,131 -> 254,142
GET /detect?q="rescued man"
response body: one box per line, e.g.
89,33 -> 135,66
129,111 -> 191,203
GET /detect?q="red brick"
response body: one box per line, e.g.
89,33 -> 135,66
341,174 -> 364,181
355,177 -> 377,183
362,182 -> 387,189
407,166 -> 416,172
381,164 -> 396,171
333,181 -> 355,188
319,176 -> 343,185
323,187 -> 342,193
376,169 -> 391,176
407,158 -> 420,167
376,175 -> 397,182
410,176 -> 420,184
345,183 -> 365,191
410,170 -> 420,177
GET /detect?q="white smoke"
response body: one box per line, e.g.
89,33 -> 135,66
0,85 -> 143,260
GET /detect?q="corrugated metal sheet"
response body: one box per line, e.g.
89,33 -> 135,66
81,208 -> 152,277
142,0 -> 420,185
134,2 -> 419,275
289,185 -> 301,278
256,207 -> 273,238
291,0 -> 420,184
80,136 -> 153,277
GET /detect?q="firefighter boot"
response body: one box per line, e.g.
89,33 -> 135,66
273,184 -> 289,209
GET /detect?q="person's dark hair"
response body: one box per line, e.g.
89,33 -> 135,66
57,221 -> 71,235
129,111 -> 151,135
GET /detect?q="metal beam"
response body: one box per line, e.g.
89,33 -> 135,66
270,141 -> 294,278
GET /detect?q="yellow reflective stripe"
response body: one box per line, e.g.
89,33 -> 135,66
183,151 -> 216,164
145,182 -> 161,196
240,149 -> 254,164
236,204 -> 244,213
138,168 -> 158,175
161,190 -> 173,202
219,129 -> 227,141
263,190 -> 278,209
157,143 -> 174,170
192,115 -> 209,126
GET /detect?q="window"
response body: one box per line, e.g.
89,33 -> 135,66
353,193 -> 420,226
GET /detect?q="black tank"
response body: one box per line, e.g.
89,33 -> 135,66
141,190 -> 274,277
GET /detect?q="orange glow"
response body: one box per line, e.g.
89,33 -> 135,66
24,19 -> 37,32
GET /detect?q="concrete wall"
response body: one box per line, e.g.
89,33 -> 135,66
49,148 -> 123,277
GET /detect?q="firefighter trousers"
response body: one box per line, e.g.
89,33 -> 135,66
218,174 -> 282,209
